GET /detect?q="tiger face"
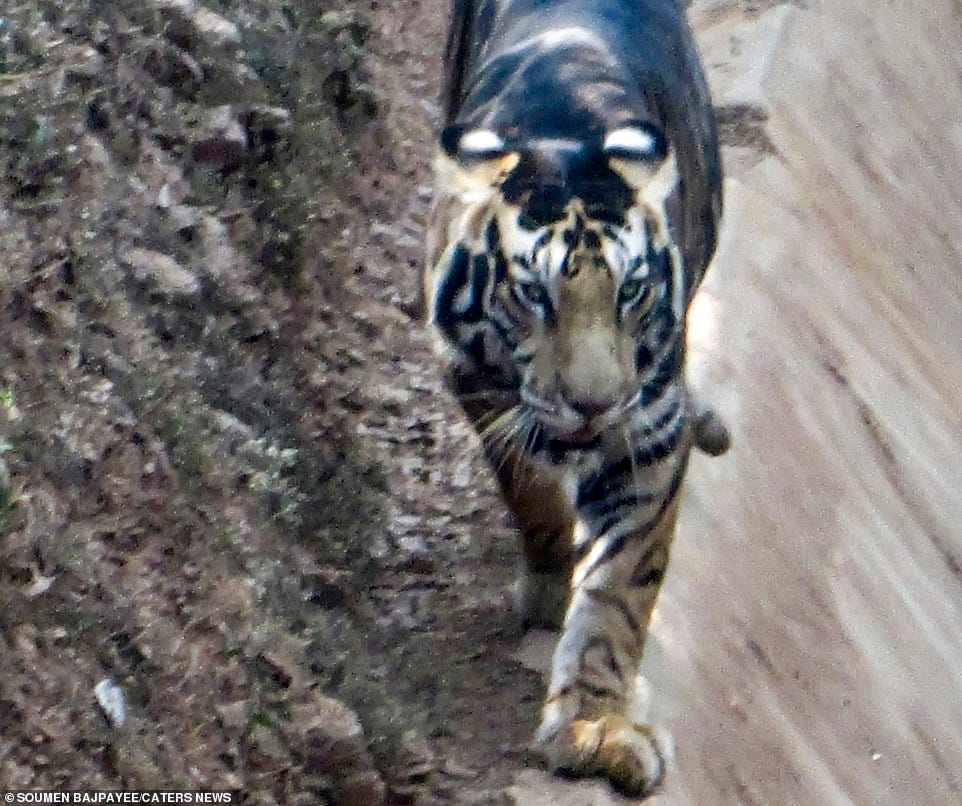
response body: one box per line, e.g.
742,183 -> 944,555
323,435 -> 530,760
426,124 -> 687,461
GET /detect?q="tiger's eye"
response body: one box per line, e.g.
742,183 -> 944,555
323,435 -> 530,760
618,278 -> 651,308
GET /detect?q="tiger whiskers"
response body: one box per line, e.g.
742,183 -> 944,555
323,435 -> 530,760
622,423 -> 644,495
480,406 -> 527,473
453,388 -> 519,405
478,405 -> 538,487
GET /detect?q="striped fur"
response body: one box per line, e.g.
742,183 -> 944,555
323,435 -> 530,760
423,0 -> 727,796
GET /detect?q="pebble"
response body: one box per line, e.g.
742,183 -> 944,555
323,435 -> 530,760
155,0 -> 241,53
191,106 -> 247,167
122,248 -> 200,297
94,678 -> 126,727
245,105 -> 293,135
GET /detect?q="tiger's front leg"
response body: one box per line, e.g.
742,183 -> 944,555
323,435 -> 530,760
534,486 -> 681,797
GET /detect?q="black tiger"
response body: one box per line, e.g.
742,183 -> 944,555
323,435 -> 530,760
422,0 -> 729,795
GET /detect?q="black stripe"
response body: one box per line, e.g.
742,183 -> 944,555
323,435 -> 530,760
463,254 -> 490,321
432,243 -> 471,340
484,311 -> 515,344
640,340 -> 683,406
648,239 -> 682,327
485,218 -> 500,252
595,509 -> 632,539
575,456 -> 634,509
581,491 -> 644,521
633,418 -> 682,464
635,342 -> 654,372
631,566 -> 664,588
533,229 -> 552,252
493,248 -> 508,284
632,393 -> 681,439
464,330 -> 486,365
526,426 -> 548,455
630,544 -> 668,588
577,459 -> 688,576
573,540 -> 592,563
575,679 -> 620,702
647,238 -> 670,280
585,588 -> 642,638
654,305 -> 678,347
562,218 -> 584,247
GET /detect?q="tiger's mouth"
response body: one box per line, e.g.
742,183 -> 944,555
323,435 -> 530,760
537,413 -> 617,451
537,425 -> 604,458
549,424 -> 601,445
519,388 -> 626,450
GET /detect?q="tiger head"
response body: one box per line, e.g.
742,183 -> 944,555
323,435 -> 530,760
426,124 -> 688,455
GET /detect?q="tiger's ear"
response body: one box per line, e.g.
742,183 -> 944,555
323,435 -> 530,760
603,123 -> 667,164
438,126 -> 519,188
605,123 -> 675,203
441,125 -> 511,161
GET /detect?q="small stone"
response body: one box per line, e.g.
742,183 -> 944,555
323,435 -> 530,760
25,572 -> 56,598
400,552 -> 435,575
398,535 -> 428,555
376,385 -> 412,410
94,678 -> 126,727
339,771 -> 386,805
192,8 -> 242,52
293,695 -> 387,804
154,0 -> 194,13
318,10 -> 369,43
142,41 -> 204,93
191,106 -> 247,167
65,46 -> 105,80
82,378 -> 114,406
296,696 -> 367,772
166,203 -> 199,233
1,392 -> 20,421
452,461 -> 473,489
216,700 -> 248,734
442,759 -> 479,780
248,723 -> 287,762
122,248 -> 200,297
196,214 -> 246,286
301,571 -> 349,610
156,173 -> 190,209
246,105 -> 293,137
156,0 -> 241,53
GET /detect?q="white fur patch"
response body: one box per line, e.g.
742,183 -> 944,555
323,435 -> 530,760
458,128 -> 507,159
604,127 -> 659,160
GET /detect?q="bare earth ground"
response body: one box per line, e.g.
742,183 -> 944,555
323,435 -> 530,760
1,1 -> 960,805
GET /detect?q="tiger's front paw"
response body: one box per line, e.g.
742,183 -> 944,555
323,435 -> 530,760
536,714 -> 673,797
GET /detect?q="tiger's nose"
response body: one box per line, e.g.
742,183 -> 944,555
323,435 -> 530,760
565,392 -> 616,420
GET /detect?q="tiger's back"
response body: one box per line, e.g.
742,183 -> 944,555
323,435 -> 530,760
424,0 -> 726,796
